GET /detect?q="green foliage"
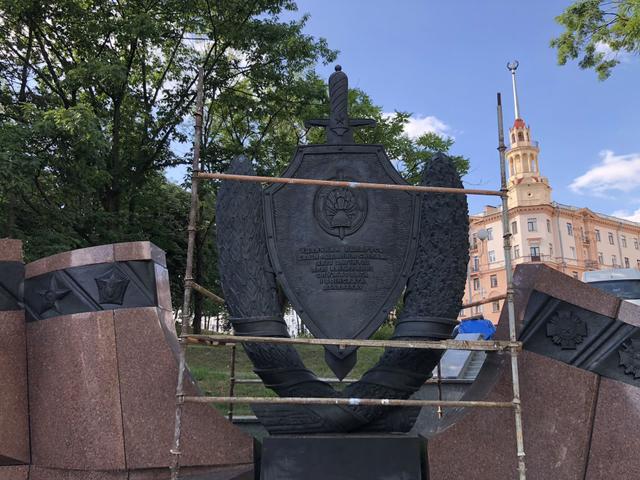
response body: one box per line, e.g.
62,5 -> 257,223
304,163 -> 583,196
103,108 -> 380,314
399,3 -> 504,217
551,0 -> 640,79
371,323 -> 394,340
0,0 -> 468,330
0,0 -> 335,316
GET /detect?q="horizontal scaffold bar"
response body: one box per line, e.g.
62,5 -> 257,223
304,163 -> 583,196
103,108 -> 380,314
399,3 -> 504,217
183,395 -> 515,409
185,280 -> 225,305
182,333 -> 521,352
195,172 -> 505,197
462,294 -> 507,310
233,377 -> 472,385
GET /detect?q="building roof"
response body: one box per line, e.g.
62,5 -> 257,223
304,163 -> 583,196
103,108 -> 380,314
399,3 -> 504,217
469,202 -> 640,229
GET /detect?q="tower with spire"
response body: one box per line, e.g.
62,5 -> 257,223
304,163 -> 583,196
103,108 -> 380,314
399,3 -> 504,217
505,61 -> 551,208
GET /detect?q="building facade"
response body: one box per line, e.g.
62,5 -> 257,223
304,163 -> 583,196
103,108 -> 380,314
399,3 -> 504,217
461,66 -> 640,323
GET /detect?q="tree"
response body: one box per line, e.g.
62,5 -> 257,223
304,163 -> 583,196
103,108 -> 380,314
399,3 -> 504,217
0,0 -> 335,316
551,0 -> 640,79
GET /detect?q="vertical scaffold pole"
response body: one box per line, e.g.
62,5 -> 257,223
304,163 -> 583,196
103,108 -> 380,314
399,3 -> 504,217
170,67 -> 205,480
497,92 -> 527,479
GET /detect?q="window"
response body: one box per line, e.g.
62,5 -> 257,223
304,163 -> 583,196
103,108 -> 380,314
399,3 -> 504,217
488,250 -> 496,263
637,259 -> 640,269
459,309 -> 465,318
549,243 -> 554,257
486,228 -> 493,240
492,301 -> 500,313
622,235 -> 627,248
474,304 -> 483,314
514,245 -> 520,259
598,252 -> 604,264
569,246 -> 576,259
517,131 -> 524,141
472,233 -> 478,249
527,218 -> 537,232
511,134 -> 515,143
473,278 -> 480,291
473,256 -> 479,272
511,221 -> 518,234
612,254 -> 617,266
625,257 -> 630,268
530,245 -> 540,260
572,271 -> 579,279
546,219 -> 551,233
490,275 -> 498,288
567,223 -> 573,236
609,232 -> 615,245
635,239 -> 639,250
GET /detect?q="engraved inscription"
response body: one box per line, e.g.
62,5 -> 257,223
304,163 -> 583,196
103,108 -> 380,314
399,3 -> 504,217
297,246 -> 387,290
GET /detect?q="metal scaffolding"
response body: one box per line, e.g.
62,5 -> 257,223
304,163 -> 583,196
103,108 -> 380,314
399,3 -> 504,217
169,75 -> 527,479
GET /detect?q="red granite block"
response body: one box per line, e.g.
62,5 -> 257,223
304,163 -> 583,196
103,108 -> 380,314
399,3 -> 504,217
0,466 -> 29,480
154,264 -> 172,311
429,351 -> 599,480
616,300 -> 640,328
0,239 -> 22,262
113,307 -> 253,470
28,467 -> 126,480
0,311 -> 29,465
25,245 -> 115,279
27,311 -> 126,470
158,308 -> 177,336
585,378 -> 640,479
128,465 -> 254,480
513,264 -> 620,321
114,242 -> 166,267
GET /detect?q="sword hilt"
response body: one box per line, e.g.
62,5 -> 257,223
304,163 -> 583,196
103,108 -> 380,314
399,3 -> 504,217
305,65 -> 376,144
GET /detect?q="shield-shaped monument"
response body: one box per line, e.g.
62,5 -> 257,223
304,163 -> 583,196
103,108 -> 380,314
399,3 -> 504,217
264,66 -> 420,378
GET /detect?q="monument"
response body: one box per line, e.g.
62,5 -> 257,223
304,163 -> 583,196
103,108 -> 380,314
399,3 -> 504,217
216,66 -> 470,478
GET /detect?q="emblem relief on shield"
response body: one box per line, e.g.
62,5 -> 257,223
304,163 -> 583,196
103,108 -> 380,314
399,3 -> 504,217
314,179 -> 368,240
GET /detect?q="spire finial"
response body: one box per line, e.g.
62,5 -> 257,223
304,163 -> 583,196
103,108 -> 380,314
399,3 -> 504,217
507,60 -> 521,120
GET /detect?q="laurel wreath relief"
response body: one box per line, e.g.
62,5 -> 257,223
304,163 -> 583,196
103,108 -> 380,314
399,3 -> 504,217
216,153 -> 469,434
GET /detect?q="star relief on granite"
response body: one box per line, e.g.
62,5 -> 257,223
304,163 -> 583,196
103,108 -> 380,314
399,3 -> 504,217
37,276 -> 71,315
95,267 -> 130,305
545,310 -> 588,350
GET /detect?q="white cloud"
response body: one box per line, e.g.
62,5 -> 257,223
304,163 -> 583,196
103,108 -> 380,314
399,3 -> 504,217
595,41 -> 632,64
570,150 -> 640,196
383,113 -> 451,139
612,208 -> 640,223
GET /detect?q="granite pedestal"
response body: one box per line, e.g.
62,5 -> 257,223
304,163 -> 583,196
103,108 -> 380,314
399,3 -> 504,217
1,242 -> 254,479
260,435 -> 427,480
428,264 -> 640,479
0,239 -> 29,466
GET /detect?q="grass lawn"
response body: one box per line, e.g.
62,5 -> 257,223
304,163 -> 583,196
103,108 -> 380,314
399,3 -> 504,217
186,343 -> 384,416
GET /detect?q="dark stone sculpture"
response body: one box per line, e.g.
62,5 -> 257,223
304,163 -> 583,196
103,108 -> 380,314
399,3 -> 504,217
216,66 -> 470,437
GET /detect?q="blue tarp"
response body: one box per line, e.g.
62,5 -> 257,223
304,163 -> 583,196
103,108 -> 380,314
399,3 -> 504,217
457,318 -> 496,340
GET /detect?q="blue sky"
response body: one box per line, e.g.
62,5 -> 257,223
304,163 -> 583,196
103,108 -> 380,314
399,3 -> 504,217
280,0 -> 640,217
168,1 -> 640,218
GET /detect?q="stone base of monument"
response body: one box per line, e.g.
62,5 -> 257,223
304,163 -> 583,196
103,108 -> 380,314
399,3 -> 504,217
259,435 -> 427,480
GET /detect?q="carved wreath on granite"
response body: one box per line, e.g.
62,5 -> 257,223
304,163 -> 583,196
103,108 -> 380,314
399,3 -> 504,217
215,154 -> 469,434
546,310 -> 588,350
619,339 -> 640,380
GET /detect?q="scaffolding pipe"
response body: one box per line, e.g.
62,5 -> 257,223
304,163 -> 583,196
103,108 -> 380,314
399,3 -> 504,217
182,333 -> 521,352
184,395 -> 515,409
195,172 -> 505,197
497,92 -> 527,479
186,280 -> 225,305
462,294 -> 507,310
171,67 -> 205,480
